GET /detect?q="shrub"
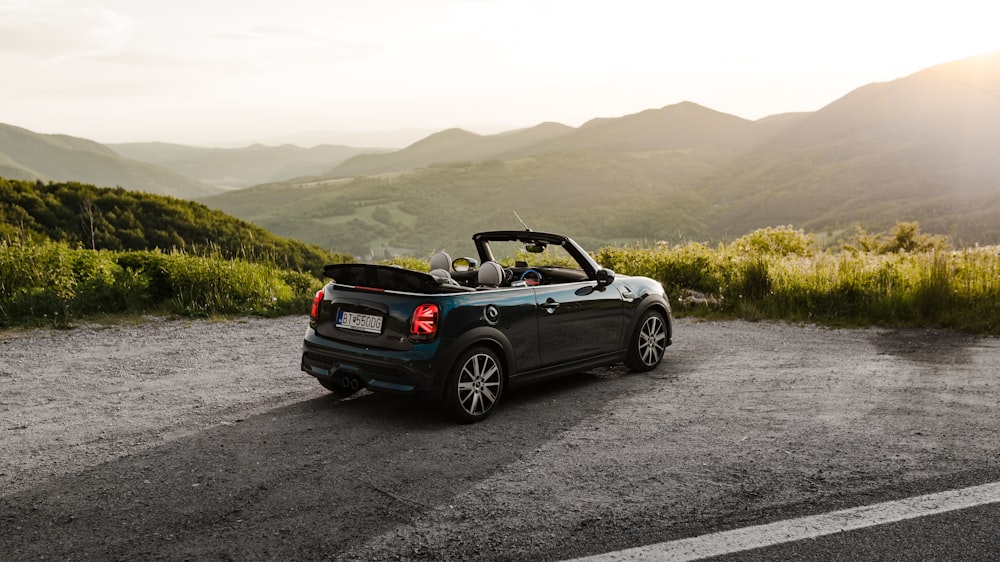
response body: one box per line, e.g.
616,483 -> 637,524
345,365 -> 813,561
592,230 -> 999,334
382,256 -> 430,271
5,226 -> 999,335
843,221 -> 950,254
160,254 -> 310,317
731,225 -> 816,257
0,240 -> 321,326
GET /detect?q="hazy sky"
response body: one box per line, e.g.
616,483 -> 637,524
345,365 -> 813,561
2,0 -> 997,146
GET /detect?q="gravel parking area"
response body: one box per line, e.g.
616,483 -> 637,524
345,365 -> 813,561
2,316 -> 998,560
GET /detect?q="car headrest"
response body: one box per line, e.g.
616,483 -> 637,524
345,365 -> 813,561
429,251 -> 452,272
477,261 -> 504,287
429,268 -> 454,284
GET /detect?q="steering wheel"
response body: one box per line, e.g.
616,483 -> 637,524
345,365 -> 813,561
519,269 -> 542,286
502,267 -> 514,285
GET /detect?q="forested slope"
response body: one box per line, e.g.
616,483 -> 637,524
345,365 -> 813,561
0,178 -> 346,274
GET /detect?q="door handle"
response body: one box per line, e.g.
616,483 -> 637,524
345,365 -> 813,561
540,298 -> 560,314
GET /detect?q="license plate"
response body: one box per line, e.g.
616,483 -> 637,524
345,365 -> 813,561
336,310 -> 383,334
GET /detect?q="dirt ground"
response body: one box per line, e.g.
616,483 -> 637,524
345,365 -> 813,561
1,315 -> 999,560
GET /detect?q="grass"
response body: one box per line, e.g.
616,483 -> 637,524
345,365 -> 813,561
594,237 -> 1000,335
5,225 -> 999,335
0,240 -> 320,327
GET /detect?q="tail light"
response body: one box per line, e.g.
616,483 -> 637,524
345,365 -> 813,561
409,303 -> 439,342
309,289 -> 324,326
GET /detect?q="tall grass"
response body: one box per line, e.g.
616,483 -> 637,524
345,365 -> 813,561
6,231 -> 1000,334
0,240 -> 320,327
594,241 -> 1000,334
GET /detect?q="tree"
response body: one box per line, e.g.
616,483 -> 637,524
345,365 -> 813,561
883,221 -> 949,253
80,196 -> 97,250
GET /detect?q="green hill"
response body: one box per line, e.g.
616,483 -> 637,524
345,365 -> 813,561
0,124 -> 219,199
203,51 -> 1000,255
0,178 -> 345,275
204,148 -> 722,257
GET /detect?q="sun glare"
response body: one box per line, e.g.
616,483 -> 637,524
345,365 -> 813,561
1,0 -> 998,142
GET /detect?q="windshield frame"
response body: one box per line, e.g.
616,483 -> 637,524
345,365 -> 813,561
472,231 -> 602,278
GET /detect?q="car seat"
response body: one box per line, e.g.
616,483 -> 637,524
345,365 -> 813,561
429,251 -> 459,286
428,267 -> 475,292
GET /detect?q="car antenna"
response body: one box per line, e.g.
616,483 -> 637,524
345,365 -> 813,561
513,210 -> 533,231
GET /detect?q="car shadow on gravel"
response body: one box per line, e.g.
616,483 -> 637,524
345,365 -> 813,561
1,367 -> 662,560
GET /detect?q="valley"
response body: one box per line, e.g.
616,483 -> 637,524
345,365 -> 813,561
3,51 -> 999,257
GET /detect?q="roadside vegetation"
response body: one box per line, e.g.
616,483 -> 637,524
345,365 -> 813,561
0,178 -> 351,327
0,178 -> 347,278
595,223 -> 1000,335
0,240 -> 322,327
5,221 -> 998,334
2,174 -> 996,334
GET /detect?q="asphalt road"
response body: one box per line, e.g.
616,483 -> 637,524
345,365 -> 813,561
708,501 -> 1000,561
2,316 -> 999,560
578,479 -> 1000,561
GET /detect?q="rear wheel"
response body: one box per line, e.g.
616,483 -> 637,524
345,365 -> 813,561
445,346 -> 504,423
625,310 -> 668,372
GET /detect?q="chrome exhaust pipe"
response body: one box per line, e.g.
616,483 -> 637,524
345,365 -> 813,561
349,378 -> 360,391
342,376 -> 352,389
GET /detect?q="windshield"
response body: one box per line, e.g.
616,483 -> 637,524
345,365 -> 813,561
483,240 -> 582,270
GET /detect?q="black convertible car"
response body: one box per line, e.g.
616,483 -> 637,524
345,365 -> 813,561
301,230 -> 672,422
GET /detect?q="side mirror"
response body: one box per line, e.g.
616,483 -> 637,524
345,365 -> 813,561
595,268 -> 615,288
452,257 -> 478,272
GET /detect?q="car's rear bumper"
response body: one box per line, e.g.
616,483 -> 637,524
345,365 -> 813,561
301,329 -> 445,396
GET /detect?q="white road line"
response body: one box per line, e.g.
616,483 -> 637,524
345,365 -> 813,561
569,481 -> 1000,561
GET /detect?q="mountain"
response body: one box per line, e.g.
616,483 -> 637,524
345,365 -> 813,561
109,142 -> 387,190
203,102 -> 769,255
325,102 -> 769,180
0,124 -> 219,199
706,50 -> 1000,242
547,101 -> 759,152
254,128 -> 439,149
202,50 -> 1000,255
326,122 -> 575,177
6,51 -> 999,256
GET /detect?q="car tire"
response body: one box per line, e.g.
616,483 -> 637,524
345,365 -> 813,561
445,346 -> 504,423
318,377 -> 360,398
625,309 -> 668,372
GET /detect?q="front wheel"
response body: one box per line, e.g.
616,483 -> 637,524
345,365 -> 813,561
445,346 -> 504,423
625,310 -> 668,372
